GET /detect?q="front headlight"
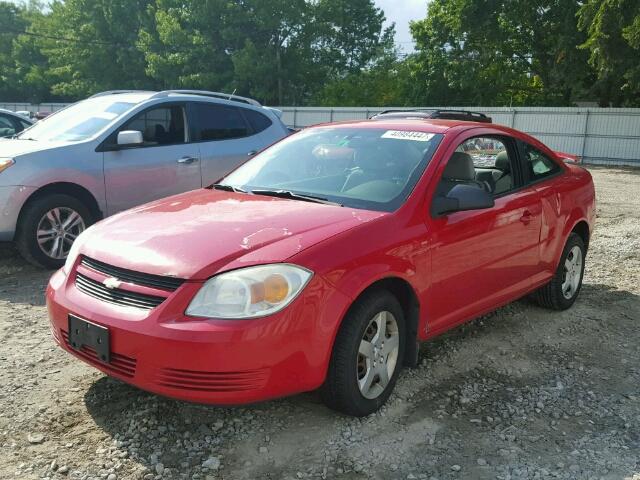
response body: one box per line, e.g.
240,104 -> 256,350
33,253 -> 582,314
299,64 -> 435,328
0,158 -> 15,175
62,228 -> 87,275
186,264 -> 313,319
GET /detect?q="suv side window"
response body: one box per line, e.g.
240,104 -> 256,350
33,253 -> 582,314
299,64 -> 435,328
190,103 -> 249,141
521,143 -> 561,182
455,136 -> 517,196
122,106 -> 186,146
242,108 -> 272,134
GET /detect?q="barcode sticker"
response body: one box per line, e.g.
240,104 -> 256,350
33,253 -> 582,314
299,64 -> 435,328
381,130 -> 434,142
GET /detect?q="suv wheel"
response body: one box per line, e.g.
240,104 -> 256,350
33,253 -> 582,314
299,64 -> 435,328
16,194 -> 92,269
321,290 -> 405,416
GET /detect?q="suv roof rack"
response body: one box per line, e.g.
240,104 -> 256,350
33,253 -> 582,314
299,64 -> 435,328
90,90 -> 156,98
372,109 -> 492,123
151,90 -> 262,107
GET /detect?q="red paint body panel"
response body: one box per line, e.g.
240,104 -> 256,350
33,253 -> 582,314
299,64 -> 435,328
47,119 -> 596,405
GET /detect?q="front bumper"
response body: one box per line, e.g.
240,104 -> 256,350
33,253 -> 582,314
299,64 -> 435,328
0,185 -> 36,241
46,267 -> 351,405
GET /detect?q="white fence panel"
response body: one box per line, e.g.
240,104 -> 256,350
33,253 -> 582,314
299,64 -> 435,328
2,102 -> 639,166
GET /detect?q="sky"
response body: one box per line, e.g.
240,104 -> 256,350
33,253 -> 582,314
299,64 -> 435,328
375,0 -> 428,53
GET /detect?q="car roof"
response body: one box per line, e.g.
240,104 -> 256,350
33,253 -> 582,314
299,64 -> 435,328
88,90 -> 265,110
310,118 -> 500,134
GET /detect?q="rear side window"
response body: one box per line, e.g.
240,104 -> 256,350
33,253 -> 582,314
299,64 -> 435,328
190,103 -> 249,141
522,143 -> 561,181
243,108 -> 272,134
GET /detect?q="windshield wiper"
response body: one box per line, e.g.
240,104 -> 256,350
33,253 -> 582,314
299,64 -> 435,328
211,183 -> 248,194
250,189 -> 343,206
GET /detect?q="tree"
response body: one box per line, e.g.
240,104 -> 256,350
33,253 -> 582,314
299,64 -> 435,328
37,0 -> 155,99
138,0 -> 234,91
408,0 -> 594,106
579,0 -> 640,106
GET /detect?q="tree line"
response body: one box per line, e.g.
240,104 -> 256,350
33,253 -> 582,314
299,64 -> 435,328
1,0 -> 639,107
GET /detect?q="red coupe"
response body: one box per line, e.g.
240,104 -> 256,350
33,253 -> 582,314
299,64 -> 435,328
47,114 -> 595,416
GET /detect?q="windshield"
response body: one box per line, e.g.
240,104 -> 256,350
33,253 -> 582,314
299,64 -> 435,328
221,127 -> 443,212
18,98 -> 136,142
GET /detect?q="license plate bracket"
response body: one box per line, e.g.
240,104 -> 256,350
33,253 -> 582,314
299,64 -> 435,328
68,315 -> 110,363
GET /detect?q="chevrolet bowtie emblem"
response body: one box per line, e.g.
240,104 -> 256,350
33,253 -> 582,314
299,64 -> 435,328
103,277 -> 122,290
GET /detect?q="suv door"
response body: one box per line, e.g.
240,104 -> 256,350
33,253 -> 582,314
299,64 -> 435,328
187,102 -> 267,185
102,104 -> 201,215
426,133 -> 543,333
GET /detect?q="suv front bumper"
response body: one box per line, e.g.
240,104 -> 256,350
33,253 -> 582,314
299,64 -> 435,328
0,185 -> 36,241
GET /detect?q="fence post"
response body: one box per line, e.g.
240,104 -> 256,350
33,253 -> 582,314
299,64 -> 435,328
580,109 -> 590,161
329,108 -> 334,122
292,108 -> 297,129
510,109 -> 517,128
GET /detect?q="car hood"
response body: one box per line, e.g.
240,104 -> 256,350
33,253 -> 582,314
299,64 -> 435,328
0,138 -> 71,157
76,189 -> 387,280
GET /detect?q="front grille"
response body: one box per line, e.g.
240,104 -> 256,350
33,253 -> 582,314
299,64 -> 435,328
81,256 -> 184,292
157,367 -> 269,392
61,330 -> 137,378
75,273 -> 165,310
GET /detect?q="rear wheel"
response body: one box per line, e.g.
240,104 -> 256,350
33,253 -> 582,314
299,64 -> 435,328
321,290 -> 405,416
533,232 -> 586,310
16,194 -> 92,269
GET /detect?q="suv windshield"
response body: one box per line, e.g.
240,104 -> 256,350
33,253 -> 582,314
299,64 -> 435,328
221,127 -> 443,212
18,98 -> 136,142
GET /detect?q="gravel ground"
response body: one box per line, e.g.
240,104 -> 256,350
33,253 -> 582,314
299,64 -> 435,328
0,166 -> 639,480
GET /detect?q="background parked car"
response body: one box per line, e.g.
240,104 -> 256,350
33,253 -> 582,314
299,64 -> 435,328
0,109 -> 34,138
0,90 -> 290,268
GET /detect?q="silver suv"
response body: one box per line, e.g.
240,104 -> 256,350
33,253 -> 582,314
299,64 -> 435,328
0,90 -> 289,268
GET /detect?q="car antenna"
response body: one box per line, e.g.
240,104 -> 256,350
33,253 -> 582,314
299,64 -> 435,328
228,89 -> 237,101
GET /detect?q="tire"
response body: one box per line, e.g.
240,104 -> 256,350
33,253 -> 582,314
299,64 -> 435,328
321,290 -> 406,417
533,232 -> 586,310
15,194 -> 93,269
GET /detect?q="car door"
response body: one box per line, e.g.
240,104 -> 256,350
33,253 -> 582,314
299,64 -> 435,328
518,140 -> 565,282
425,133 -> 543,334
187,102 -> 268,186
102,103 -> 202,215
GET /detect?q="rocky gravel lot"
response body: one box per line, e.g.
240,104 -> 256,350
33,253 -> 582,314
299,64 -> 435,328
0,166 -> 639,480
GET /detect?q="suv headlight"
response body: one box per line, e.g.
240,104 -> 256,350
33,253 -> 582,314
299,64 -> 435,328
0,158 -> 15,174
186,264 -> 313,319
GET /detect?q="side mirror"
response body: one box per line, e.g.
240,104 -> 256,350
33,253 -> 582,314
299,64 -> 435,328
117,130 -> 143,146
431,183 -> 495,217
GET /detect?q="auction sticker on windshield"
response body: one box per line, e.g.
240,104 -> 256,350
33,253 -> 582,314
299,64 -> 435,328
381,130 -> 434,142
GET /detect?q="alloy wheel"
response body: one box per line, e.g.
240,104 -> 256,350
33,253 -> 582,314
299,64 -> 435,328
36,207 -> 85,260
561,245 -> 583,300
357,311 -> 400,400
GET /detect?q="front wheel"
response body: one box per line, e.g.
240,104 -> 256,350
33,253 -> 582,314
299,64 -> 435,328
15,194 -> 92,269
533,232 -> 586,310
321,290 -> 405,416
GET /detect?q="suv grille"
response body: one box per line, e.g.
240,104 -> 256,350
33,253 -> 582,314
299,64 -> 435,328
81,256 -> 184,292
75,272 -> 166,310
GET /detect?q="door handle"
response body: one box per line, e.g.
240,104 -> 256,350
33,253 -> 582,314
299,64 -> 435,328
177,156 -> 198,164
520,210 -> 533,224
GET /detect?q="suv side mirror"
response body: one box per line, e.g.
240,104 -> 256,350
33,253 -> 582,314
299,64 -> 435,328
117,130 -> 143,146
431,183 -> 495,217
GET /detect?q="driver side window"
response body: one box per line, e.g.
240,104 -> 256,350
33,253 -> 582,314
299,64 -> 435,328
444,136 -> 516,197
121,106 -> 186,147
